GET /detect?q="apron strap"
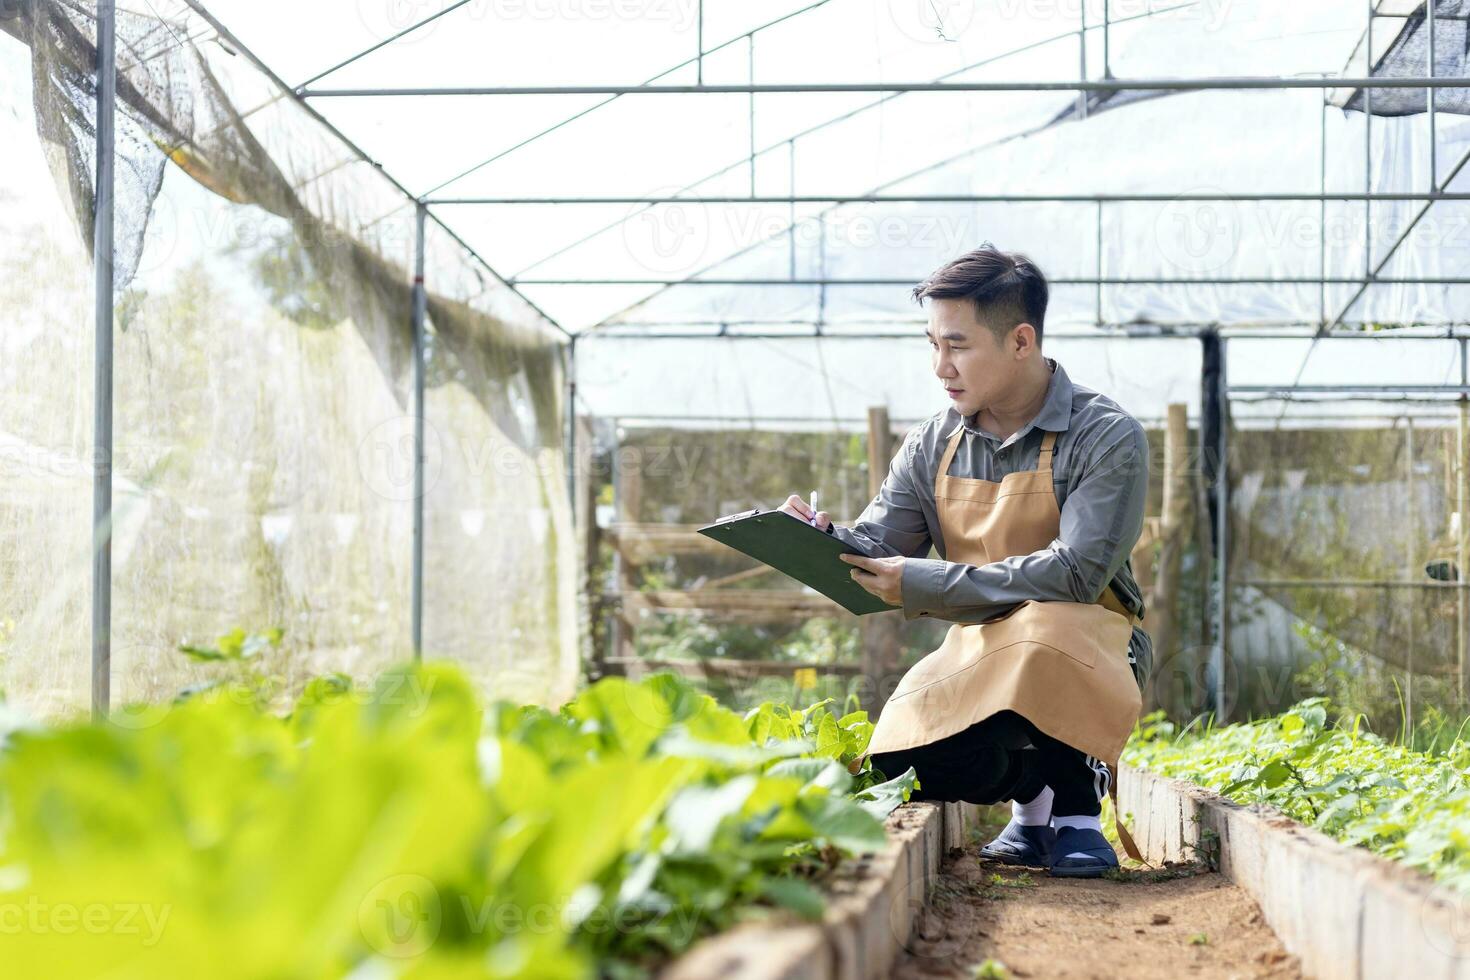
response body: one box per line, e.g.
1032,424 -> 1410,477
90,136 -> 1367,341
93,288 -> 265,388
1098,584 -> 1145,630
1036,428 -> 1058,468
935,420 -> 966,487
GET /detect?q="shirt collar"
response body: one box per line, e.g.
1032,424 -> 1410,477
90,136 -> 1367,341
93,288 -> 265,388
944,356 -> 1074,446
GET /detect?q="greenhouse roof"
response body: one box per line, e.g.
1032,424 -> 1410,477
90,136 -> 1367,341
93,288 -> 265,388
157,0 -> 1470,336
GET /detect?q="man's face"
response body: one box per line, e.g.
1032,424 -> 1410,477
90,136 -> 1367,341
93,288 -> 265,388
926,297 -> 1021,418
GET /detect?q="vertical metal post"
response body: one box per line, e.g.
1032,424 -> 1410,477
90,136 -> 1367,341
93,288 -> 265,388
788,140 -> 796,280
1404,414 -> 1415,731
411,202 -> 427,660
816,213 -> 826,330
1458,338 -> 1469,704
1201,331 -> 1228,719
565,334 -> 578,518
1214,335 -> 1229,721
696,0 -> 704,84
92,0 -> 116,721
1320,93 -> 1328,328
1365,1 -> 1373,278
1077,3 -> 1089,120
748,33 -> 756,198
1095,200 -> 1103,325
1102,0 -> 1110,77
1428,0 -> 1438,189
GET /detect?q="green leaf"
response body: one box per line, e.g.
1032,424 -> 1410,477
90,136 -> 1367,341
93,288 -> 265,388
759,876 -> 825,920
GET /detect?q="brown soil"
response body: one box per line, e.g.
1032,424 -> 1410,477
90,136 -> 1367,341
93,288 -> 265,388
891,807 -> 1304,980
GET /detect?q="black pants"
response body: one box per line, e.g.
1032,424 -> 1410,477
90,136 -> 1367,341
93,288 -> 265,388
868,710 -> 1105,817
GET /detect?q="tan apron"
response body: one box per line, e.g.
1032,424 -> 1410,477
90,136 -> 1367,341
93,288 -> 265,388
863,425 -> 1146,861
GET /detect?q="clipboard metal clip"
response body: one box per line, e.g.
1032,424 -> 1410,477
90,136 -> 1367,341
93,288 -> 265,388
713,507 -> 762,524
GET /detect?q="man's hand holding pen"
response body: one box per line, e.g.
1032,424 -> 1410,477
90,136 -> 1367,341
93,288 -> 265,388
778,493 -> 904,606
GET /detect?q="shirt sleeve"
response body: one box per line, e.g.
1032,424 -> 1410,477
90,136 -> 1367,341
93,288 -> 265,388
824,426 -> 933,561
898,417 -> 1149,623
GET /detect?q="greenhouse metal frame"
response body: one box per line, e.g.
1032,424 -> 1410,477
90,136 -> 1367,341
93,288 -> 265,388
77,0 -> 1470,718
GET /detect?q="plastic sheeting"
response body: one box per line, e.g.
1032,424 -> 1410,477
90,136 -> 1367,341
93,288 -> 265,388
182,0 -> 1470,337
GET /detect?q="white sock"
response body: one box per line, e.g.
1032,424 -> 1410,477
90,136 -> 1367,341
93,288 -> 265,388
1010,785 -> 1054,826
1053,814 -> 1102,833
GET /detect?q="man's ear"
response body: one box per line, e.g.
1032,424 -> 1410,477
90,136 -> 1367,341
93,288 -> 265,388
1010,322 -> 1038,356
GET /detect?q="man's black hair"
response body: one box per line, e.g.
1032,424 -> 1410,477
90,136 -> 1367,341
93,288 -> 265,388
911,245 -> 1049,345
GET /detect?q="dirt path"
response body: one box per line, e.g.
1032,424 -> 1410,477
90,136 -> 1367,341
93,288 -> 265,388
891,807 -> 1303,980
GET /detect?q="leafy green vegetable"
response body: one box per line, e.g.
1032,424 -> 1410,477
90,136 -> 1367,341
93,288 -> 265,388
0,665 -> 916,977
1125,698 -> 1470,895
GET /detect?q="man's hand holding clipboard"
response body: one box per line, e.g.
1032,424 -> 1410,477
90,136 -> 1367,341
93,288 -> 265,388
777,494 -> 905,607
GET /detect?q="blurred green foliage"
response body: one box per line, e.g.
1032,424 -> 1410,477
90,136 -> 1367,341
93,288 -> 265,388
0,663 -> 916,978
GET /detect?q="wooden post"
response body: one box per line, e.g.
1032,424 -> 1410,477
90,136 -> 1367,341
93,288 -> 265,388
861,407 -> 903,718
1148,403 -> 1191,712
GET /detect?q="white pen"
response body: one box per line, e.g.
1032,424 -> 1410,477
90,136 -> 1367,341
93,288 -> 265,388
809,490 -> 819,527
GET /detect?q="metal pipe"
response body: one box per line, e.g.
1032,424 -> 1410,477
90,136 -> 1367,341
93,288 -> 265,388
1429,0 -> 1439,189
508,276 -> 1470,286
586,326 -> 1470,341
1318,116 -> 1470,338
565,334 -> 578,523
1076,2 -> 1088,120
426,191 -> 1470,205
92,0 -> 116,721
301,76 -> 1470,97
177,0 -> 571,340
294,0 -> 474,90
1366,0 -> 1374,279
1319,93 -> 1327,328
1229,383 -> 1470,395
1215,334 -> 1229,721
1406,414 -> 1417,731
1459,337 -> 1469,702
592,320 -> 1470,338
1095,200 -> 1104,324
1237,578 -> 1469,591
748,32 -> 756,197
411,203 -> 427,661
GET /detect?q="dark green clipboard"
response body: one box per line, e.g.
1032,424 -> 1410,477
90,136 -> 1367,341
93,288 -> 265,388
696,508 -> 899,616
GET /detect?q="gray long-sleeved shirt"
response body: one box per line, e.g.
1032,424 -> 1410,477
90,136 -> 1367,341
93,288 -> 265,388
826,355 -> 1152,673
